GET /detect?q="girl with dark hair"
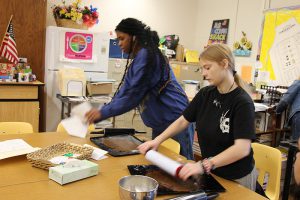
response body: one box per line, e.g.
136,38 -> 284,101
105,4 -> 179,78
85,18 -> 194,159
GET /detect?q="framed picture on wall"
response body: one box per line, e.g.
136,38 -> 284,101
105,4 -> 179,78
207,19 -> 230,46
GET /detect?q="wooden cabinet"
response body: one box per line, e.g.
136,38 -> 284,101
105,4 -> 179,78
0,81 -> 44,132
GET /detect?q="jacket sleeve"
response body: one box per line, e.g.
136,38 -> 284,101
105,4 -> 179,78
276,80 -> 300,113
100,50 -> 159,120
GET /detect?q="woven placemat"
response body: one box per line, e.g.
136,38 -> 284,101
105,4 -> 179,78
27,142 -> 93,170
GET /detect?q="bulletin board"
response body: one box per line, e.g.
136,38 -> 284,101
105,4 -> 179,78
259,6 -> 300,86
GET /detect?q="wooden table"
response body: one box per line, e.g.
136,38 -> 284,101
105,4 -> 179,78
0,133 -> 267,200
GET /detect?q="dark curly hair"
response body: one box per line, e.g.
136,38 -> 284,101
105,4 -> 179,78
113,18 -> 170,98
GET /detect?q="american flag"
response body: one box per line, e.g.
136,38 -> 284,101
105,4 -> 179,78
0,19 -> 19,65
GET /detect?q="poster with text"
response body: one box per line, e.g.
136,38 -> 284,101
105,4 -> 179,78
269,18 -> 300,86
259,6 -> 300,81
207,19 -> 229,45
65,32 -> 93,60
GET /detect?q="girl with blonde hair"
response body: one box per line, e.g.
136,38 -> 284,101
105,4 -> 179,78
139,44 -> 257,191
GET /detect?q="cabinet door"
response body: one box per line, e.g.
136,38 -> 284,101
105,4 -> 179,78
0,102 -> 39,132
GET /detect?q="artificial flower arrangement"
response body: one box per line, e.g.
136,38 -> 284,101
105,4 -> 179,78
52,0 -> 99,29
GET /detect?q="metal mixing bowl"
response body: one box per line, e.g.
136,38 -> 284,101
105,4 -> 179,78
119,175 -> 159,200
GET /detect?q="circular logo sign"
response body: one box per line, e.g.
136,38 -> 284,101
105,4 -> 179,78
86,35 -> 93,43
69,34 -> 88,53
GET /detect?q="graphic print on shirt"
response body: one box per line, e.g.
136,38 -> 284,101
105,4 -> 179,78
220,110 -> 230,133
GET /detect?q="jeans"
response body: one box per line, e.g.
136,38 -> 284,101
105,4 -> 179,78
291,112 -> 300,140
152,123 -> 195,160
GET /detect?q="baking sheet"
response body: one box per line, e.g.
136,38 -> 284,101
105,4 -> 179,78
127,165 -> 225,195
90,135 -> 143,156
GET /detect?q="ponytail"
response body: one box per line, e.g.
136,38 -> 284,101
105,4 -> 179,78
234,74 -> 251,96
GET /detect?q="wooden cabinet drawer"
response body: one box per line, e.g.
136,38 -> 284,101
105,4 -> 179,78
0,101 -> 39,132
0,85 -> 38,99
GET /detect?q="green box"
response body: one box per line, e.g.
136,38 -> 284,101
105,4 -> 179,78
49,160 -> 99,185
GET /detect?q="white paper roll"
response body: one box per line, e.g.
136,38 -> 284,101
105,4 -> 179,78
145,150 -> 183,177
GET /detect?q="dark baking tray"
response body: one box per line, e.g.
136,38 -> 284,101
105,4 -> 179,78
90,134 -> 143,156
127,165 -> 226,195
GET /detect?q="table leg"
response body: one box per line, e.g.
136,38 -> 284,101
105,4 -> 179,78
61,101 -> 64,119
67,102 -> 71,118
282,145 -> 297,200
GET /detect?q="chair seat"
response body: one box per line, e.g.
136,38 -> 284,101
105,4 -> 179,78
158,138 -> 180,154
0,122 -> 33,134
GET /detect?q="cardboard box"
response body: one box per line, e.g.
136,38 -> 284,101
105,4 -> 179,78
169,61 -> 203,84
49,160 -> 99,185
175,44 -> 184,62
87,82 -> 113,95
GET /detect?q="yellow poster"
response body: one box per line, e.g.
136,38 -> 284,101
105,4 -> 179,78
259,7 -> 300,80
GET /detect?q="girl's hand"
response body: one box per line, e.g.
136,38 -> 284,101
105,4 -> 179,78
137,139 -> 160,154
178,162 -> 204,181
202,158 -> 215,174
85,108 -> 101,124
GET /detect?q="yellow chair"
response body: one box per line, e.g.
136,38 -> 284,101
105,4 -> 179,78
158,138 -> 180,154
0,122 -> 33,134
252,142 -> 282,200
56,122 -> 95,134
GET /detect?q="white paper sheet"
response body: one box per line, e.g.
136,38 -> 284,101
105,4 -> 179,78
83,144 -> 108,160
71,102 -> 92,122
61,115 -> 89,138
145,150 -> 182,177
61,102 -> 92,138
0,139 -> 38,160
254,103 -> 270,112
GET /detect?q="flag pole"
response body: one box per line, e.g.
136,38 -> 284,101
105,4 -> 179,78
0,15 -> 13,51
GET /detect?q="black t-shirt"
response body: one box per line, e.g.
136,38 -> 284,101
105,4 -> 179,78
183,85 -> 256,180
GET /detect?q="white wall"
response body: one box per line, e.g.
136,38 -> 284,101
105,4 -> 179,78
46,0 -> 200,50
194,0 -> 239,52
195,0 -> 266,73
269,0 -> 300,9
46,0 -> 300,70
194,0 -> 299,74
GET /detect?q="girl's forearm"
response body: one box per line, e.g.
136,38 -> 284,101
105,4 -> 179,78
209,139 -> 251,168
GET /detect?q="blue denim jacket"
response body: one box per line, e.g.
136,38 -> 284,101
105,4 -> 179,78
276,80 -> 300,124
101,48 -> 189,128
100,48 -> 194,159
